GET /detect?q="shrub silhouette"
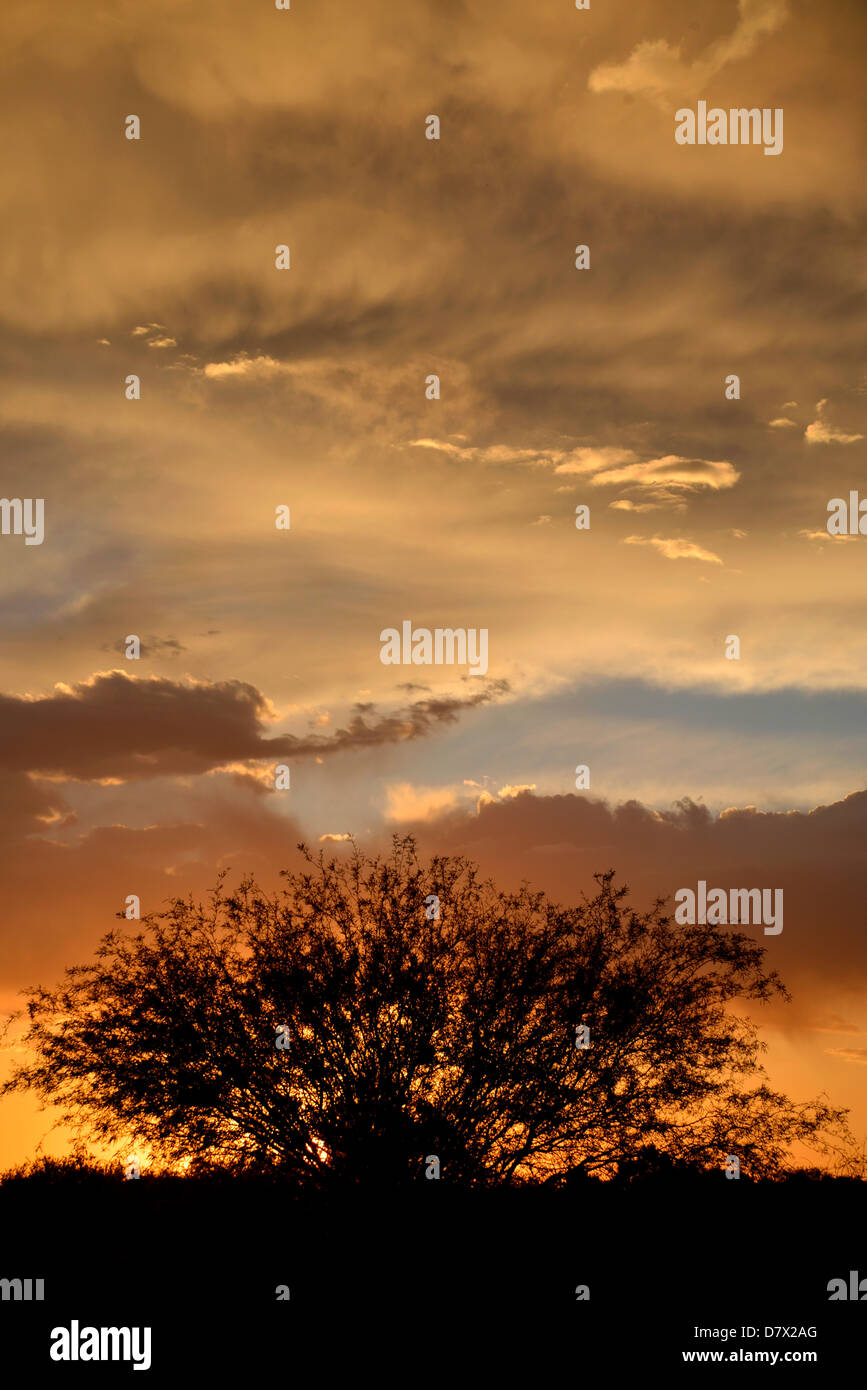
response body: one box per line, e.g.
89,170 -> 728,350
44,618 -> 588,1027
1,836 -> 850,1185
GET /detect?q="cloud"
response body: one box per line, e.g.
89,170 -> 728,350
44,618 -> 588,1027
576,455 -> 739,493
413,438 -> 738,497
809,1014 -> 859,1035
498,783 -> 537,799
399,786 -> 867,1012
805,423 -> 864,445
384,782 -> 461,822
0,671 -> 510,783
409,440 -> 646,476
805,399 -> 864,445
0,771 -> 74,839
203,354 -> 288,380
798,529 -> 853,543
0,671 -> 279,781
319,832 -> 353,843
769,417 -> 798,429
0,773 -> 316,1028
408,438 -> 554,468
588,38 -> 689,102
299,685 -> 509,761
825,1048 -> 867,1065
546,446 -> 639,476
623,536 -> 724,564
609,499 -> 662,514
588,0 -> 791,105
146,336 -> 177,349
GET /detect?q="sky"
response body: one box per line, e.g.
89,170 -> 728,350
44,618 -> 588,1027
1,0 -> 866,1168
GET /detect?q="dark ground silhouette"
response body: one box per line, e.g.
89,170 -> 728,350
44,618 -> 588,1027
0,1158 -> 864,1377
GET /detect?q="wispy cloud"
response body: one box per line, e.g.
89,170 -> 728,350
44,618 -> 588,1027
805,399 -> 864,445
798,529 -> 854,543
571,454 -> 738,494
610,499 -> 665,513
623,536 -> 724,564
412,438 -> 738,497
203,354 -> 289,380
408,438 -> 556,467
588,0 -> 791,105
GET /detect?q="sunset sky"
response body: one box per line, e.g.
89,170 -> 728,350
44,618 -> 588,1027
1,0 -> 866,1168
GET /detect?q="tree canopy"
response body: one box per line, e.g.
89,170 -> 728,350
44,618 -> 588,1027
2,836 -> 850,1185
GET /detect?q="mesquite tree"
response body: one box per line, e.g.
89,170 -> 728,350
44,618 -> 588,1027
2,836 -> 848,1184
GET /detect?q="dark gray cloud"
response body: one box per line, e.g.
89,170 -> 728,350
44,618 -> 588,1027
405,788 -> 867,1010
0,670 -> 509,782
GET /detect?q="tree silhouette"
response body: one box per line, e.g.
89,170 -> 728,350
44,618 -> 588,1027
1,836 -> 849,1185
